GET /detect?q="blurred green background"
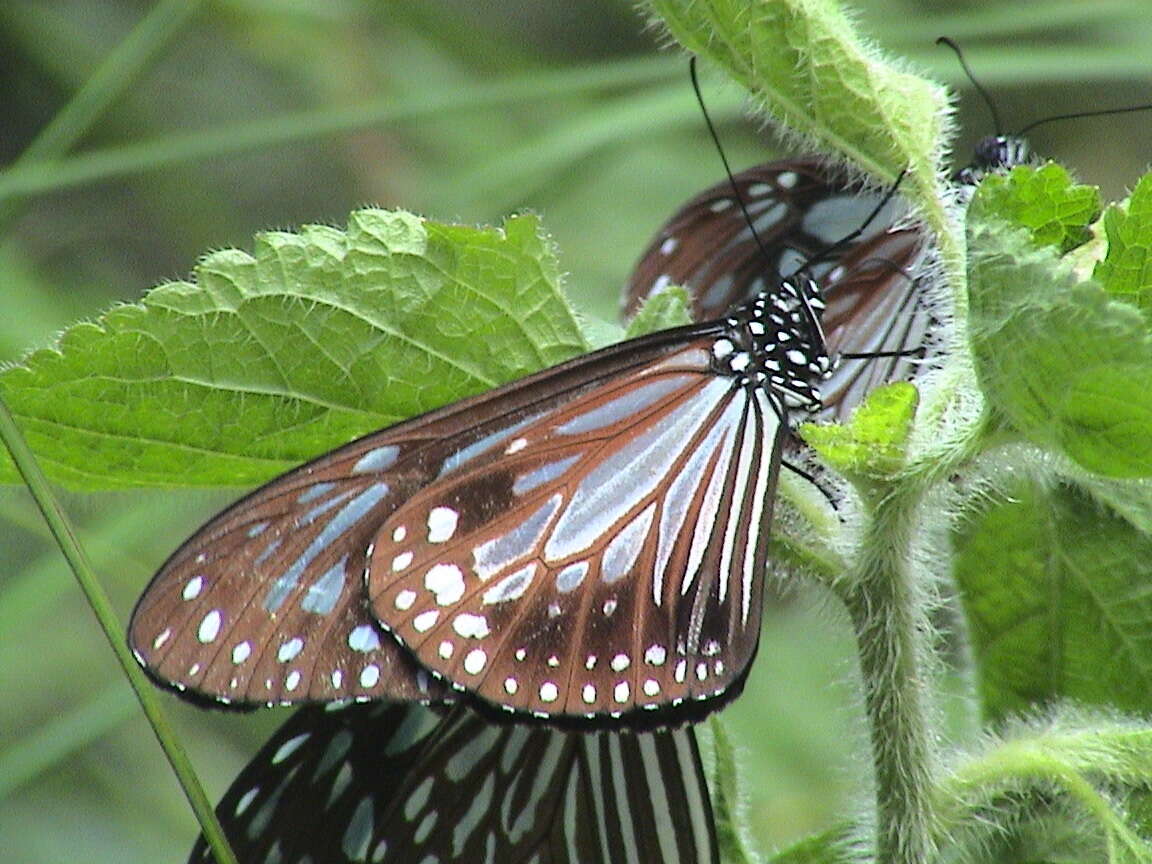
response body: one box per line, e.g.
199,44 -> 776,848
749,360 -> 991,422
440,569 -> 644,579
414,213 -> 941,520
1,1 -> 1150,861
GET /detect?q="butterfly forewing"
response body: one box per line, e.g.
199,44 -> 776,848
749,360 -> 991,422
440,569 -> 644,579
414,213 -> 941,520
625,157 -> 933,424
366,336 -> 790,717
189,702 -> 719,864
129,447 -> 449,706
130,337 -> 682,707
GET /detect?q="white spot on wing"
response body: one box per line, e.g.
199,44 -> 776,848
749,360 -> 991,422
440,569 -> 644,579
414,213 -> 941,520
277,637 -> 304,662
198,610 -> 222,643
182,576 -> 203,600
395,589 -> 417,610
232,641 -> 251,664
424,563 -> 465,605
645,644 -> 667,666
359,664 -> 380,688
464,648 -> 486,675
427,506 -> 459,543
413,609 -> 440,633
453,613 -> 491,639
348,624 -> 381,653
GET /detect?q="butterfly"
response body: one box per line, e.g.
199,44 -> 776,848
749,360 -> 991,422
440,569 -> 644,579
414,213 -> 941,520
623,157 -> 936,425
187,702 -> 719,864
130,268 -> 832,724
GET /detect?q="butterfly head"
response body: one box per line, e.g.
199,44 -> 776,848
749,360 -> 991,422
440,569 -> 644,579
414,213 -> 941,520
718,276 -> 831,411
954,134 -> 1032,186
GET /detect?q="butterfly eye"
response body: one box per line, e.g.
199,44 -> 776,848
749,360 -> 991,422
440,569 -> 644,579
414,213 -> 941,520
188,702 -> 720,863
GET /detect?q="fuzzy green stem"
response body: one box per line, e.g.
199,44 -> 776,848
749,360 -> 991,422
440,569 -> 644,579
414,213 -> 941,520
0,395 -> 239,864
940,735 -> 1152,857
841,485 -> 936,864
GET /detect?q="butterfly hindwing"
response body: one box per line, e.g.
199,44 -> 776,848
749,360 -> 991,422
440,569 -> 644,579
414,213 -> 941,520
129,442 -> 448,706
189,702 -> 720,864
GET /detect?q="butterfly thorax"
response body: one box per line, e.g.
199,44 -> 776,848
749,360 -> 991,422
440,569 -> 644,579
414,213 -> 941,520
715,277 -> 831,412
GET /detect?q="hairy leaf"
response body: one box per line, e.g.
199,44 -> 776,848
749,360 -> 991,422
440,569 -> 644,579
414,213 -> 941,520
0,210 -> 587,489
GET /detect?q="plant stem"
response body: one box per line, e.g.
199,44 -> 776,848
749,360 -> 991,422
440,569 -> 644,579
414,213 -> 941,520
841,485 -> 936,864
0,394 -> 239,864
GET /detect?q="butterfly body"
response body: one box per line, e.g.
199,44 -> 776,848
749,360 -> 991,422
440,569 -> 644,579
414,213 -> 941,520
131,276 -> 829,725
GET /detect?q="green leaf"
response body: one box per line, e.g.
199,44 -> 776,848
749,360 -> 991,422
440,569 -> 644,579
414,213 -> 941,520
646,0 -> 948,205
953,481 -> 1152,722
1095,172 -> 1152,310
624,286 -> 692,338
801,382 -> 917,479
968,163 -> 1101,253
0,209 -> 587,489
1077,474 -> 1152,537
968,222 -> 1152,478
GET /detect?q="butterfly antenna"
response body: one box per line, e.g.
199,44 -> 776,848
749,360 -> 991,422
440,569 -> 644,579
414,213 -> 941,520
937,36 -> 1003,135
1017,103 -> 1152,137
689,57 -> 774,265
